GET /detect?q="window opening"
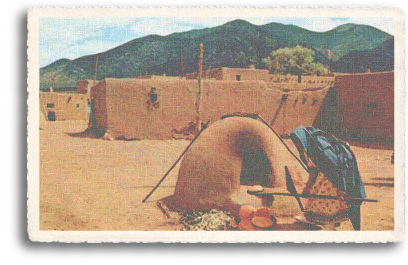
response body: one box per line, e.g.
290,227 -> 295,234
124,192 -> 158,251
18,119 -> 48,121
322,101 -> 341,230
366,103 -> 378,109
147,87 -> 160,110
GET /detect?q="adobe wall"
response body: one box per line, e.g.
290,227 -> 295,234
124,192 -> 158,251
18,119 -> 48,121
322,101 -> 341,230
268,74 -> 334,86
94,78 -> 330,139
185,67 -> 334,85
312,87 -> 338,133
39,92 -> 87,121
220,67 -> 270,81
77,80 -> 89,94
91,80 -> 108,129
186,67 -> 270,81
201,81 -> 330,136
77,79 -> 98,99
201,80 -> 276,123
267,86 -> 330,137
189,68 -> 224,80
335,71 -> 394,141
91,71 -> 393,142
102,78 -> 197,140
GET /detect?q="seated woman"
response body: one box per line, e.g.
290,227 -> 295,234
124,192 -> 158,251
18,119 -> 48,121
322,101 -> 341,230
290,126 -> 366,230
296,149 -> 349,230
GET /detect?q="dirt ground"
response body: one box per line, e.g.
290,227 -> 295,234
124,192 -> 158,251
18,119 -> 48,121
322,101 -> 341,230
39,120 -> 394,231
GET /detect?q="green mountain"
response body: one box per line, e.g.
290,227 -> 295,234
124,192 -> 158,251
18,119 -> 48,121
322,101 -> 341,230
331,38 -> 394,73
39,20 -> 394,90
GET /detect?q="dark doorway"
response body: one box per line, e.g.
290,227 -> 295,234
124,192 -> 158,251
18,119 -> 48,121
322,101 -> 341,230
47,111 -> 56,121
240,148 -> 271,186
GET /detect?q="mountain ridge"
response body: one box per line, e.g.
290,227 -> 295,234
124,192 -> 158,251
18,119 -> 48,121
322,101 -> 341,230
40,19 -> 394,90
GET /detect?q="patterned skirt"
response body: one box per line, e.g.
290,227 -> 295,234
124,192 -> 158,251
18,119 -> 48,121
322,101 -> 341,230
305,173 -> 349,225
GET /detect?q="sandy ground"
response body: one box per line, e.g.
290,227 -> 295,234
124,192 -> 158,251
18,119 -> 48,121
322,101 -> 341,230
39,120 -> 394,231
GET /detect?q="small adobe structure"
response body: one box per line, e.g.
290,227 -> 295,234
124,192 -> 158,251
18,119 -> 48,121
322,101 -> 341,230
39,79 -> 99,122
39,90 -> 88,121
171,116 -> 306,214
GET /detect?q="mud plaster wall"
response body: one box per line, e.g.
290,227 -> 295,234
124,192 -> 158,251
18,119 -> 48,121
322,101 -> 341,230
92,78 -> 330,139
312,87 -> 338,133
220,67 -> 270,81
268,74 -> 334,86
185,68 -> 224,80
268,86 -> 330,137
186,67 -> 270,81
40,92 -> 87,121
102,78 -> 197,139
91,80 -> 108,129
185,67 -> 334,85
201,81 -> 330,136
77,80 -> 98,99
335,71 -> 394,141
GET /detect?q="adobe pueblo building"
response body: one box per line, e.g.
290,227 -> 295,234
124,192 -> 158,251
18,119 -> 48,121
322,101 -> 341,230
39,89 -> 88,121
89,67 -> 335,140
64,66 -> 393,144
335,71 -> 394,142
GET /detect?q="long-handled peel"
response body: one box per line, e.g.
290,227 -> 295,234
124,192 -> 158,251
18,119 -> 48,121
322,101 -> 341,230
285,166 -> 305,212
247,188 -> 378,203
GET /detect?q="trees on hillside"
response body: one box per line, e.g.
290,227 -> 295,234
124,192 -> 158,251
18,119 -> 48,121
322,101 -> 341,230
262,46 -> 330,76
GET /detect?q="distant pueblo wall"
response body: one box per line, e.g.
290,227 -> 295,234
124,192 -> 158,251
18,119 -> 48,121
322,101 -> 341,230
91,77 -> 330,140
77,79 -> 98,99
82,67 -> 393,143
39,92 -> 87,121
185,66 -> 334,86
335,71 -> 394,142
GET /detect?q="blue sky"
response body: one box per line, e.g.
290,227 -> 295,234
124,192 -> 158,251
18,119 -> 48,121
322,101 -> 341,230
39,17 -> 394,67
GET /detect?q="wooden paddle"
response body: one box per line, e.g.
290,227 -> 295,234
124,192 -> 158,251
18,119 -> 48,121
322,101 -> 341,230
285,166 -> 305,211
247,187 -> 378,203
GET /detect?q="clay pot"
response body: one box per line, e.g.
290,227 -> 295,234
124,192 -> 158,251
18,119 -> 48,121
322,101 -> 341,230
255,207 -> 272,218
251,216 -> 275,230
238,219 -> 260,231
238,205 -> 256,221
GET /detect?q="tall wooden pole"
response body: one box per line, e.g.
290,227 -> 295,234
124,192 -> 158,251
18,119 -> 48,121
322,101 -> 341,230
196,43 -> 204,132
93,55 -> 99,84
89,55 -> 99,129
180,54 -> 185,78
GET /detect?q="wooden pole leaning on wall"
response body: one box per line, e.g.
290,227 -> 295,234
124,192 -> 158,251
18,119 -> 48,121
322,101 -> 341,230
180,54 -> 185,78
196,43 -> 204,132
88,55 -> 99,129
93,55 -> 99,85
